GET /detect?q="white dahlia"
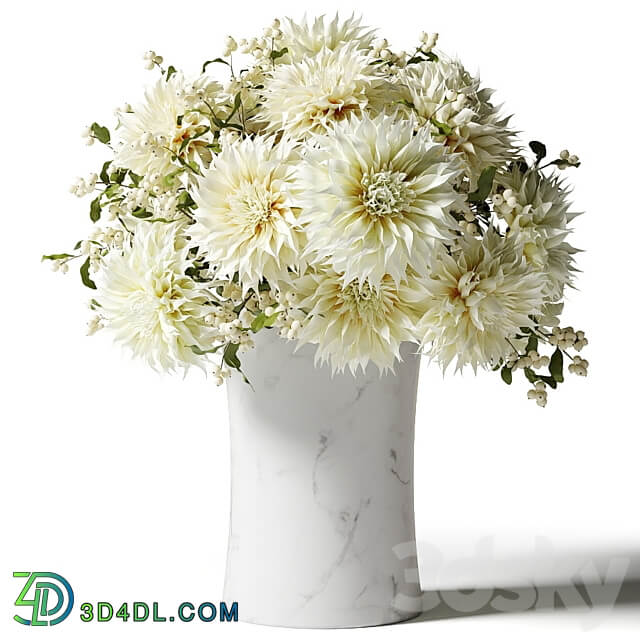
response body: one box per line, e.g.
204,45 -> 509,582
399,57 -> 516,185
298,113 -> 462,287
97,223 -> 216,372
414,230 -> 546,372
294,267 -> 425,374
260,43 -> 389,140
191,135 -> 303,290
280,13 -> 376,60
114,73 -> 222,176
494,167 -> 580,301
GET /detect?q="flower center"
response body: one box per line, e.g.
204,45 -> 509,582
339,280 -> 383,319
449,271 -> 481,308
361,169 -> 412,218
230,183 -> 278,230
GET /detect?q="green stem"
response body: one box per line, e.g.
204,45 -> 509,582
505,337 -> 521,356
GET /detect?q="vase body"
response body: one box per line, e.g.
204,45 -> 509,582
224,330 -> 422,628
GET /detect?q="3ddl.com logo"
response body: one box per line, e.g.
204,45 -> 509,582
13,572 -> 74,626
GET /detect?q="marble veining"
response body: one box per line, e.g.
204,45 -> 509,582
224,329 -> 422,628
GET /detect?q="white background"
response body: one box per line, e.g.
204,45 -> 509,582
1,0 -> 638,637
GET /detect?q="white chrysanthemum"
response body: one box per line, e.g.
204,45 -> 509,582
294,267 -> 425,374
280,13 -> 376,60
298,113 -> 462,287
495,167 -> 580,300
114,73 -> 222,176
97,223 -> 216,372
191,135 -> 303,290
413,230 -> 546,372
399,57 -> 515,185
260,43 -> 388,140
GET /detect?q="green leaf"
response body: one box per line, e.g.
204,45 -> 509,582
131,208 -> 152,219
100,160 -> 112,185
529,140 -> 547,162
202,58 -> 229,73
251,310 -> 279,331
90,196 -> 102,223
91,122 -> 110,144
501,366 -> 513,385
525,334 -> 538,353
162,168 -> 185,188
223,342 -> 242,370
146,217 -> 179,224
129,172 -> 142,187
112,168 -> 128,185
226,93 -> 243,122
80,257 -> 96,290
263,312 -> 278,327
104,184 -> 121,198
549,348 -> 564,382
189,344 -> 224,356
166,65 -> 177,80
177,191 -> 196,209
524,367 -> 539,383
42,253 -> 74,261
431,118 -> 453,136
250,312 -> 266,333
269,47 -> 288,61
468,166 -> 497,203
539,375 -> 558,389
407,50 -> 439,65
551,158 -> 580,169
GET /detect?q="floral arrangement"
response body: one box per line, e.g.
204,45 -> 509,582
46,14 -> 589,406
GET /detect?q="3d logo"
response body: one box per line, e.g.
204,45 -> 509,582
13,572 -> 74,626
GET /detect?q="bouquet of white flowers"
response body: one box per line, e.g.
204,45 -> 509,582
46,14 -> 589,406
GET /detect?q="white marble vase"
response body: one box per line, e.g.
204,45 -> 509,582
224,329 -> 422,628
